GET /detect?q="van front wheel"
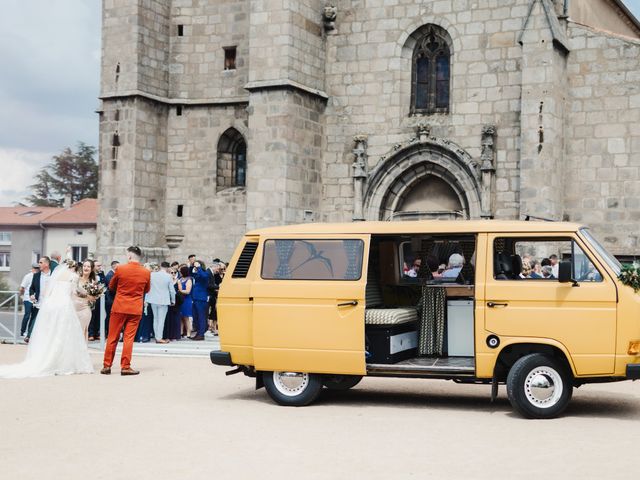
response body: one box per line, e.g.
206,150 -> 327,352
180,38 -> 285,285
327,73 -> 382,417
263,371 -> 323,406
506,353 -> 573,419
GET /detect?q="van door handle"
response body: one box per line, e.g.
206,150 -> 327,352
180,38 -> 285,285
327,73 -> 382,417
337,300 -> 358,307
487,302 -> 508,308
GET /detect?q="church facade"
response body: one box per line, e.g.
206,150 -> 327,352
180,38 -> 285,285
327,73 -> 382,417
97,0 -> 640,262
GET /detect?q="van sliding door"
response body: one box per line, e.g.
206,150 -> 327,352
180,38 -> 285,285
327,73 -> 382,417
251,235 -> 369,375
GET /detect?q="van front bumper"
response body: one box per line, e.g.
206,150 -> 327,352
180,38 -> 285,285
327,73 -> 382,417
210,350 -> 234,367
626,364 -> 640,379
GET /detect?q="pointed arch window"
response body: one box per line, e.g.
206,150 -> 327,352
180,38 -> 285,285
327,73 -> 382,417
217,128 -> 247,188
411,25 -> 452,115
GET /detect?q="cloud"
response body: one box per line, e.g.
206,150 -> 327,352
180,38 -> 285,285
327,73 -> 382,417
0,0 -> 101,153
0,148 -> 52,206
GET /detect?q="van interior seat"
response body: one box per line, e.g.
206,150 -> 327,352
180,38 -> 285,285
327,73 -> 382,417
365,274 -> 418,326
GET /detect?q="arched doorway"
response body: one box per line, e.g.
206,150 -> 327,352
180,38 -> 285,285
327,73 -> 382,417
363,140 -> 481,221
391,174 -> 464,221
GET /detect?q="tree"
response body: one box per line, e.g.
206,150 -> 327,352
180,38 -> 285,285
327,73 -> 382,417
27,143 -> 98,207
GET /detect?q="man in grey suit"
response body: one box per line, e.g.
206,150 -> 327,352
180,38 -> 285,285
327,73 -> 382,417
145,261 -> 175,344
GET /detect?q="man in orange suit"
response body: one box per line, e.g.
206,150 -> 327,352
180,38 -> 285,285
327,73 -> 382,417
101,246 -> 151,376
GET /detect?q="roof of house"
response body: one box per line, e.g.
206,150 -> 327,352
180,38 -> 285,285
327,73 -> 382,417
0,198 -> 97,228
41,198 -> 98,226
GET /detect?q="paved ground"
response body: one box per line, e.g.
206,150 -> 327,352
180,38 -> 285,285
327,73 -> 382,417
0,344 -> 639,480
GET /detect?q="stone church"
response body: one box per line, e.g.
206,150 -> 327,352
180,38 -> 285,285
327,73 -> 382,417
97,0 -> 640,262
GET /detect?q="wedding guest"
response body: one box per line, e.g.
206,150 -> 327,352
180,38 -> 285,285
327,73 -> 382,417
549,254 -> 559,278
88,260 -> 107,341
187,254 -> 196,268
426,255 -> 442,279
19,264 -> 38,336
135,263 -> 155,343
73,260 -> 97,340
26,257 -> 53,343
164,267 -> 182,341
190,260 -> 210,341
541,265 -> 555,279
49,251 -> 62,271
442,253 -> 464,279
207,262 -> 220,335
146,262 -> 175,344
178,265 -> 193,338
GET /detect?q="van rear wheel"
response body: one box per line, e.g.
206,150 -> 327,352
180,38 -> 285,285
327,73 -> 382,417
323,375 -> 363,390
506,353 -> 573,419
263,371 -> 323,406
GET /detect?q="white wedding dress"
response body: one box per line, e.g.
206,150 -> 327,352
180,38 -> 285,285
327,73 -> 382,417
0,265 -> 94,378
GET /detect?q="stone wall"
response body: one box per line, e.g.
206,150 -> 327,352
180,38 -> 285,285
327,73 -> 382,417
321,0 -> 529,221
170,0 -> 249,100
564,24 -> 640,254
246,89 -> 325,230
164,104 -> 248,261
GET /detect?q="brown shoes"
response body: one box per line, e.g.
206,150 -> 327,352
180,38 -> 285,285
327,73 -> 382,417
155,339 -> 170,344
121,368 -> 140,376
190,335 -> 205,341
100,367 -> 111,375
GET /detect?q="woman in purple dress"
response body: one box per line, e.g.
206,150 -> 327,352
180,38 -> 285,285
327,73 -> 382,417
178,265 -> 193,338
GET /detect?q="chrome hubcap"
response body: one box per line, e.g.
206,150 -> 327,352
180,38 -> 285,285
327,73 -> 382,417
273,371 -> 309,397
524,367 -> 563,408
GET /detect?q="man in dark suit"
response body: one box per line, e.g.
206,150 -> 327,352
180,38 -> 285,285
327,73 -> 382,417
26,256 -> 53,343
103,261 -> 119,337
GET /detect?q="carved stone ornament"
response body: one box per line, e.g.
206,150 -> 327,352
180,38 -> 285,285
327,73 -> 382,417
480,124 -> 497,172
323,4 -> 337,31
416,123 -> 431,142
352,135 -> 368,221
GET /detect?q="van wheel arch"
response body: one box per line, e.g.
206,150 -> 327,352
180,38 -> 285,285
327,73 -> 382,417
493,343 -> 574,384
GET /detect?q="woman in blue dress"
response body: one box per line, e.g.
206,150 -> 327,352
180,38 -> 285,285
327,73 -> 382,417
178,265 -> 193,338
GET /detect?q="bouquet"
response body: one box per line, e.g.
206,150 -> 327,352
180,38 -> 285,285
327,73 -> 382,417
618,262 -> 640,292
85,281 -> 106,309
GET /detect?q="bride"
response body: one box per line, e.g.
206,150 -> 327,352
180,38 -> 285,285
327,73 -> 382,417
0,259 -> 95,378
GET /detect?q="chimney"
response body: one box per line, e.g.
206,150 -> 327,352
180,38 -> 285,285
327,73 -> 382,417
63,195 -> 72,209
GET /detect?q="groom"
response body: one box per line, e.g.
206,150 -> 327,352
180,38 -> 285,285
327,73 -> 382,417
101,246 -> 151,376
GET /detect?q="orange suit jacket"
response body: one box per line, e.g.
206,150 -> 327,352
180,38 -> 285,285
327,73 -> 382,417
108,261 -> 151,315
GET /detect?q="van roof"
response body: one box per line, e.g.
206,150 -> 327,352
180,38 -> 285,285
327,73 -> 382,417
247,220 -> 585,236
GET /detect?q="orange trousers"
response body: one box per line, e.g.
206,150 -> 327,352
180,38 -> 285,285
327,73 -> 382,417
103,312 -> 141,369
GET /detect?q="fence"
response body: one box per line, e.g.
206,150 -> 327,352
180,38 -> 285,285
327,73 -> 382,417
0,291 -> 20,344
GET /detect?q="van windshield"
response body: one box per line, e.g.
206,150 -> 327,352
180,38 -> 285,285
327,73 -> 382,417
580,228 -> 621,276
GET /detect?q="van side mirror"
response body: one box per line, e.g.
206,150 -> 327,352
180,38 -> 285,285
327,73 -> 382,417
558,261 -> 578,286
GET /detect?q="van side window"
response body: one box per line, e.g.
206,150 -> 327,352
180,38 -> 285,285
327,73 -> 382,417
261,239 -> 364,280
493,238 -> 602,282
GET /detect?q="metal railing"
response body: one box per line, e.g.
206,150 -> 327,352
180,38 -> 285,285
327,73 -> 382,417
0,291 -> 20,344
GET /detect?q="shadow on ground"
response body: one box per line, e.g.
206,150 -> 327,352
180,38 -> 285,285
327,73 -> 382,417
219,383 -> 640,420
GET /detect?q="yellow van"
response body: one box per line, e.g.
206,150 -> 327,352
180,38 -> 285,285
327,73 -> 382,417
210,220 -> 640,418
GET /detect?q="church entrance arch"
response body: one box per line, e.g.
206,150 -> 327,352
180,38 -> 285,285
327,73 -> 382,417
363,140 -> 482,221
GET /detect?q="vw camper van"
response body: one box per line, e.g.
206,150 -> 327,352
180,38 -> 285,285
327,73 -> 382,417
210,221 -> 640,418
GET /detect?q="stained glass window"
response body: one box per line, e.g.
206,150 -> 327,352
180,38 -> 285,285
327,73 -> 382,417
411,25 -> 451,114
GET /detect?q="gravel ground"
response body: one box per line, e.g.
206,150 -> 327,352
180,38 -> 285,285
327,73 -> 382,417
0,344 -> 639,480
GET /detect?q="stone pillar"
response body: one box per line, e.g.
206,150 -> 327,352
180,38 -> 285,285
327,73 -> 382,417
518,0 -> 569,220
352,135 -> 368,221
245,0 -> 327,230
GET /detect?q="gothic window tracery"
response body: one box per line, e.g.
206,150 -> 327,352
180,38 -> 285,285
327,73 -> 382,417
411,25 -> 452,115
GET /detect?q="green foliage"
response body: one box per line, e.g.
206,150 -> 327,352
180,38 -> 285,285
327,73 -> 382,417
618,263 -> 640,292
26,143 -> 98,207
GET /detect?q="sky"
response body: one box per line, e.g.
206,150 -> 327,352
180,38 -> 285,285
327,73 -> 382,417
0,0 -> 638,207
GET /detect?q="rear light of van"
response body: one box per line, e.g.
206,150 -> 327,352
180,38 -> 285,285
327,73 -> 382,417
231,242 -> 258,278
628,341 -> 640,356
